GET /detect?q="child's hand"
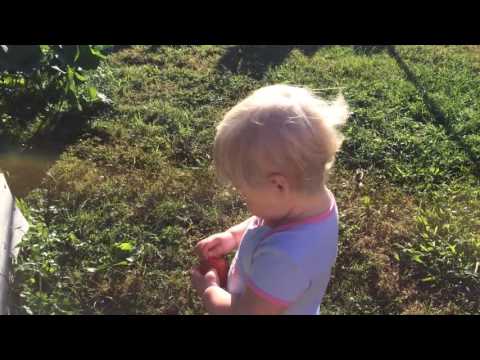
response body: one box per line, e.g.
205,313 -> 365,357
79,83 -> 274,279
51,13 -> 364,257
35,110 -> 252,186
190,266 -> 220,295
194,232 -> 236,260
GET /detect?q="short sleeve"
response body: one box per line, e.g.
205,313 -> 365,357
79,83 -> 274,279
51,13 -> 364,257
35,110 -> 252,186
246,244 -> 311,307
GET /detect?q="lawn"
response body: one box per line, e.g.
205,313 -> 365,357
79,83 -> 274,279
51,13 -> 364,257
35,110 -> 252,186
4,45 -> 479,314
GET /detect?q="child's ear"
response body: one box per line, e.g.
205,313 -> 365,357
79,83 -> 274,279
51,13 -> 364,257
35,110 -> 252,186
268,174 -> 289,193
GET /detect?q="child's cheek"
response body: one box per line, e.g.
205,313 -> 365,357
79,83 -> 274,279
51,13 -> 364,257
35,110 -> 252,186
246,203 -> 257,215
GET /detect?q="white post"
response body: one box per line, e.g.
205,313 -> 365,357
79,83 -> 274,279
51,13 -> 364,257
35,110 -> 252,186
0,174 -> 29,315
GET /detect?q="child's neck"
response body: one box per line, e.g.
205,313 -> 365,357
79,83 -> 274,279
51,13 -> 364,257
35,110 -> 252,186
266,186 -> 332,228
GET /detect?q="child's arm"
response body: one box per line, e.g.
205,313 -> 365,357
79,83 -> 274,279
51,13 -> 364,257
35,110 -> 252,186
225,216 -> 256,248
195,216 -> 255,259
202,284 -> 288,315
200,242 -> 309,315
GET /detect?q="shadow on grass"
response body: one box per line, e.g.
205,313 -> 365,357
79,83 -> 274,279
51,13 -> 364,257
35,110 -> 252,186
216,45 -> 392,80
216,45 -> 324,80
352,45 -> 389,56
99,45 -> 132,55
0,103 -> 111,197
387,45 -> 480,178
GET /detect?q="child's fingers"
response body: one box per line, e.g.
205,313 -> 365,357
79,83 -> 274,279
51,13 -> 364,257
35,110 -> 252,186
206,242 -> 226,259
197,244 -> 211,260
205,268 -> 219,279
190,266 -> 202,280
194,241 -> 209,259
208,246 -> 224,258
205,269 -> 219,285
195,239 -> 206,251
195,236 -> 226,260
190,267 -> 205,294
193,242 -> 203,257
196,239 -> 219,260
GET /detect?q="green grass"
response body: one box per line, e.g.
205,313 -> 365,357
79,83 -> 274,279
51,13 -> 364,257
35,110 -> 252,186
7,45 -> 480,314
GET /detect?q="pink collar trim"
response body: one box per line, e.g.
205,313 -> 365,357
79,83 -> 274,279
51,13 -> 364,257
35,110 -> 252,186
260,189 -> 336,234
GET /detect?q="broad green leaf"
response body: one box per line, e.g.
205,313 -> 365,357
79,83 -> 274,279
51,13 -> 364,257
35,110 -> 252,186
115,242 -> 134,252
360,196 -> 371,207
40,45 -> 50,54
413,255 -> 424,264
90,46 -> 107,60
74,45 -> 80,62
74,71 -> 86,82
88,87 -> 97,100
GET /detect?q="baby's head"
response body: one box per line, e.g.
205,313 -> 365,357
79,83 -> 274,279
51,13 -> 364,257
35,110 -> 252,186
214,84 -> 349,221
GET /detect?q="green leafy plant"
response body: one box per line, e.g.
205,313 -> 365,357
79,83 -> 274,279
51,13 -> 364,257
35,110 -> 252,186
396,187 -> 480,310
0,45 -> 110,116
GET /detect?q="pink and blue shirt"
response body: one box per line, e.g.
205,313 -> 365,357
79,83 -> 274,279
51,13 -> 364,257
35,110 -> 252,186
227,190 -> 339,315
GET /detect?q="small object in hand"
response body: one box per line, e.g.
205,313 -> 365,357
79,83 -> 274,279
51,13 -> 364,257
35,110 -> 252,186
199,257 -> 228,289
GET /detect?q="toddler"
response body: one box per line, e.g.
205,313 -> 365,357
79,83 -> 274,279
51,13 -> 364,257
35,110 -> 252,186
191,84 -> 349,315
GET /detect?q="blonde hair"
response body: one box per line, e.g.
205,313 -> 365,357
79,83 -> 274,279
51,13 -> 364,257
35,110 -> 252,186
214,84 -> 349,194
